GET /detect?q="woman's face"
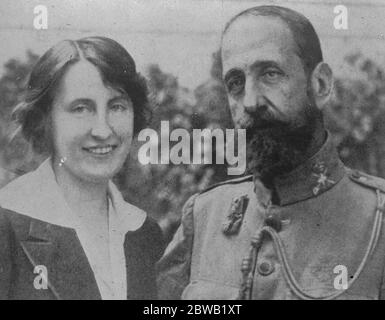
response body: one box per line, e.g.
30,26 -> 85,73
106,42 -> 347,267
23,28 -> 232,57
50,60 -> 134,183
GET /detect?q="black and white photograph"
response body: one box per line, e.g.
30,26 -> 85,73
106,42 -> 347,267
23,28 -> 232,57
0,0 -> 385,304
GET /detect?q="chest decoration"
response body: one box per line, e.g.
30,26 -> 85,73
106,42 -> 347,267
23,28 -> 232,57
222,195 -> 249,236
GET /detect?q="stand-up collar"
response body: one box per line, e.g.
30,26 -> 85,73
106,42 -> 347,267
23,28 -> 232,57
267,132 -> 346,206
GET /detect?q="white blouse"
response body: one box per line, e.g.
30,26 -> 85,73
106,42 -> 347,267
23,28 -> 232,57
0,158 -> 146,300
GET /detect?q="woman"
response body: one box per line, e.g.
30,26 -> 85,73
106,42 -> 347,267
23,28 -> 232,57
0,37 -> 164,299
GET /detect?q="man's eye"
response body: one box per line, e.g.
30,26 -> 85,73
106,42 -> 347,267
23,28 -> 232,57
227,76 -> 245,95
262,69 -> 283,82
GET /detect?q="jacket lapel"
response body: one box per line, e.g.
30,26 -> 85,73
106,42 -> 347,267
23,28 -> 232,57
0,159 -> 147,300
20,219 -> 101,300
124,218 -> 159,300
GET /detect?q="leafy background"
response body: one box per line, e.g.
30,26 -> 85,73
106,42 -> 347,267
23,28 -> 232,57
0,49 -> 384,243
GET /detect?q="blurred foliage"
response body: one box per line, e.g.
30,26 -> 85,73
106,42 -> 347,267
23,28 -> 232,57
0,50 -> 384,242
0,51 -> 43,177
116,63 -> 231,241
325,52 -> 385,177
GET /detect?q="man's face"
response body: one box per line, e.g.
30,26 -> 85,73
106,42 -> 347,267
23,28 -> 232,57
222,15 -> 317,177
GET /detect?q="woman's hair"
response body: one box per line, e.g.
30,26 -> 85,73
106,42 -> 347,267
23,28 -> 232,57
12,36 -> 150,155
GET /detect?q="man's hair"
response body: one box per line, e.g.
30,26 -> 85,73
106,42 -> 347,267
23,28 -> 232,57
12,36 -> 150,155
221,5 -> 323,76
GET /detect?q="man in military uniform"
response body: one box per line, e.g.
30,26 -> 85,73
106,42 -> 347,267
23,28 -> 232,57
157,5 -> 385,300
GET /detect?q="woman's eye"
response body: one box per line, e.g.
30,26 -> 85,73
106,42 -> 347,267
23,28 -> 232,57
72,104 -> 90,114
110,103 -> 128,112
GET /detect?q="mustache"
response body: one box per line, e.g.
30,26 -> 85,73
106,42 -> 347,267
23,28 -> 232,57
240,101 -> 286,128
244,111 -> 291,141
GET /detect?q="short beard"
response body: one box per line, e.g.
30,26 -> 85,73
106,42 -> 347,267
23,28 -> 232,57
245,117 -> 315,184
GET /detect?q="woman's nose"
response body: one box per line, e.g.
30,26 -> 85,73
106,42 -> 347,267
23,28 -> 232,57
91,114 -> 113,140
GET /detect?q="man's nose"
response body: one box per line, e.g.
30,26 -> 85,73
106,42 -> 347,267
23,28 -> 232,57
91,113 -> 113,140
243,78 -> 266,113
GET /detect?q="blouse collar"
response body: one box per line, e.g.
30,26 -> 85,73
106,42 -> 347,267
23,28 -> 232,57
0,158 -> 146,232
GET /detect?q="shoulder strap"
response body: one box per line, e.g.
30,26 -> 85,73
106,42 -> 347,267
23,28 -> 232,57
199,175 -> 253,195
348,169 -> 385,193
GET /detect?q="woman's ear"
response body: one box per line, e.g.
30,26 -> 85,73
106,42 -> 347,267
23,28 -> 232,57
310,62 -> 333,110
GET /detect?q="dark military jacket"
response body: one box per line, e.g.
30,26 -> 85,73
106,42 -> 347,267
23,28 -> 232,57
157,134 -> 385,300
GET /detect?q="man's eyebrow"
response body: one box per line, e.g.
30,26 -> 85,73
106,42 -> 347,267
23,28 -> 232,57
224,68 -> 244,81
249,60 -> 282,71
224,61 -> 283,79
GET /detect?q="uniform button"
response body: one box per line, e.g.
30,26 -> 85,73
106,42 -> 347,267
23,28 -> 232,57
257,261 -> 275,276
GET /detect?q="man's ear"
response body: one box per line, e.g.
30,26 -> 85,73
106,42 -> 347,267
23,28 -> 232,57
310,62 -> 333,110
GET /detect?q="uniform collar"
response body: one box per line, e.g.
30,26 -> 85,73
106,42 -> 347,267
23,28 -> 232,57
0,158 -> 146,232
256,131 -> 346,206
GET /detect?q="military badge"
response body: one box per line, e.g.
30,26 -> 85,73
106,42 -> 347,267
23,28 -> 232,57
312,162 -> 335,196
222,195 -> 249,235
